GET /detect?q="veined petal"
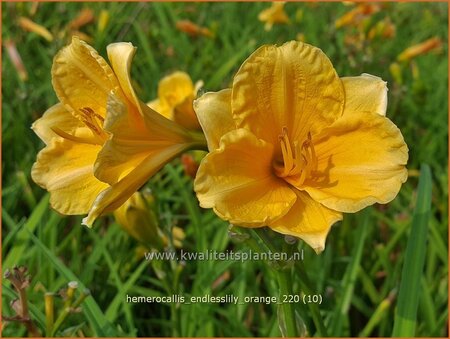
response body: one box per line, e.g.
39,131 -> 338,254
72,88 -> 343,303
269,190 -> 342,252
194,89 -> 235,151
31,103 -> 84,145
303,113 -> 408,213
95,94 -> 193,184
52,36 -> 119,120
232,41 -> 344,146
31,139 -> 108,215
194,129 -> 297,227
341,73 -> 388,117
83,143 -> 189,227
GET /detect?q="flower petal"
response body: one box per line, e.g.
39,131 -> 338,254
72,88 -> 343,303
31,103 -> 83,145
106,42 -> 142,117
269,190 -> 342,252
95,94 -> 193,184
232,41 -> 344,146
52,36 -> 119,120
107,44 -> 189,139
31,139 -> 108,215
83,143 -> 189,227
157,71 -> 194,110
173,96 -> 201,130
341,73 -> 388,117
194,129 -> 297,227
148,98 -> 171,120
194,89 -> 236,151
258,2 -> 290,31
303,113 -> 408,213
150,71 -> 200,129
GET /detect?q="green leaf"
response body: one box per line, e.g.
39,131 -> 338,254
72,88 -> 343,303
330,210 -> 369,335
3,195 -> 49,270
27,232 -> 119,337
392,164 -> 432,337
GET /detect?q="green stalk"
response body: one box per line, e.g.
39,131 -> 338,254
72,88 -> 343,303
51,289 -> 90,337
249,228 -> 277,253
392,164 -> 432,337
250,229 -> 299,337
294,261 -> 328,337
186,131 -> 208,151
276,266 -> 299,337
359,290 -> 395,337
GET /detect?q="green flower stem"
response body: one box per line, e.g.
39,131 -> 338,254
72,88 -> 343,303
250,229 -> 328,336
295,261 -> 328,337
51,289 -> 90,337
187,130 -> 209,151
249,229 -> 299,337
277,265 -> 299,337
249,228 -> 277,253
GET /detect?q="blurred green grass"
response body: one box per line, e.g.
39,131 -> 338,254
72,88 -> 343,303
1,2 -> 448,337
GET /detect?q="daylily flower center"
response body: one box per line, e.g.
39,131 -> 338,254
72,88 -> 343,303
274,127 -> 317,186
50,107 -> 108,146
79,107 -> 107,139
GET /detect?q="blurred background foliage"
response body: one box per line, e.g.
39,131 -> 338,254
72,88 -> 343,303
2,2 -> 448,337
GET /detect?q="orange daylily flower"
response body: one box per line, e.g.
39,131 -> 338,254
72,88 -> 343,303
335,3 -> 380,28
176,20 -> 213,38
397,37 -> 442,62
193,41 -> 408,252
68,8 -> 94,30
368,18 -> 396,40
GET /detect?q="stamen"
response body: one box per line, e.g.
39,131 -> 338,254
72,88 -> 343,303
289,142 -> 303,176
279,127 -> 294,176
51,127 -> 102,145
297,165 -> 308,186
274,127 -> 318,187
78,107 -> 107,141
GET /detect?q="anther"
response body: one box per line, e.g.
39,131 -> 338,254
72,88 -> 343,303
78,107 -> 107,142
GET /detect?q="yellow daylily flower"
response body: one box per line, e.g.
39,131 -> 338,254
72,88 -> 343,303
193,41 -> 408,252
258,2 -> 290,31
148,71 -> 203,130
32,37 -> 204,226
114,190 -> 184,249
